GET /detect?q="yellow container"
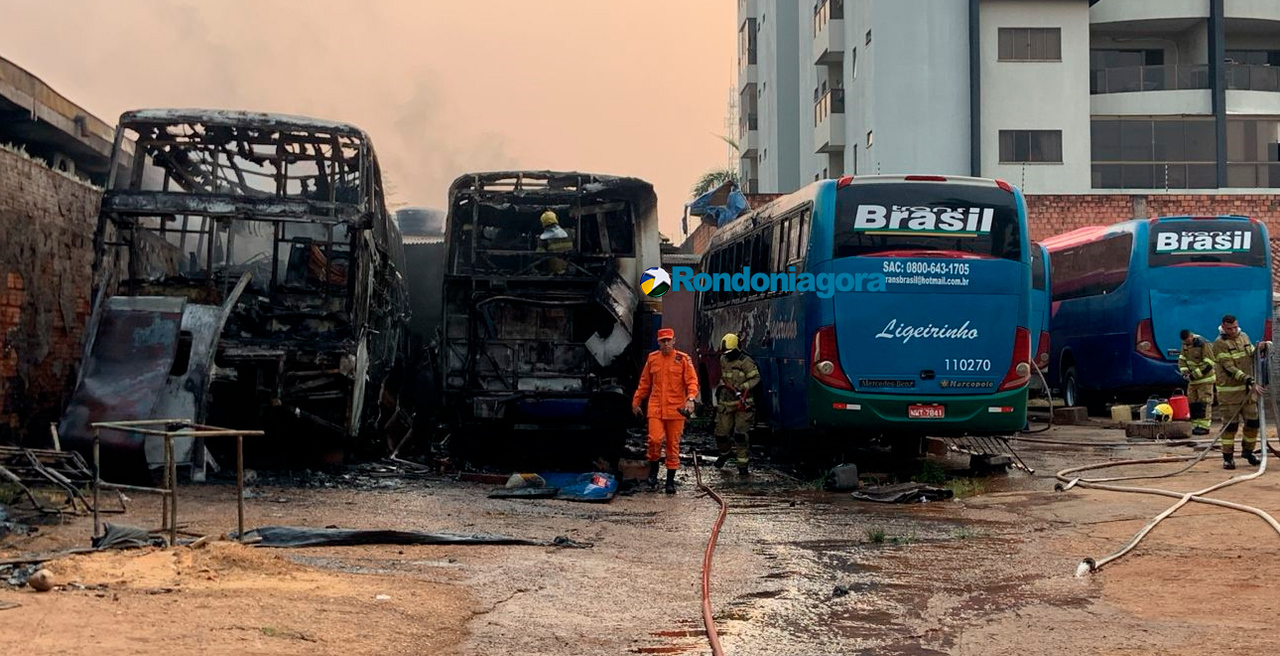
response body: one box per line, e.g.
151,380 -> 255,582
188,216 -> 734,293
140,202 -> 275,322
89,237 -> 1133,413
1110,404 -> 1132,422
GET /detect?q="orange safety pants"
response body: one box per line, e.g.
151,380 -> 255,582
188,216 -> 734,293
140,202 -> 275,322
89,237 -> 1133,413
647,417 -> 685,470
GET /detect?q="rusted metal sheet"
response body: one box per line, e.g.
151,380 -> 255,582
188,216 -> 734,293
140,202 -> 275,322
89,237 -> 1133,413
58,296 -> 185,478
57,276 -> 248,481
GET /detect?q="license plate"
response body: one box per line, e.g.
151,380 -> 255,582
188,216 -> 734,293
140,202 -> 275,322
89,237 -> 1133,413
908,404 -> 945,419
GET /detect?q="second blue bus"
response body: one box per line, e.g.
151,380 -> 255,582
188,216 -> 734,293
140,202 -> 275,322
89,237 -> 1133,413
1042,215 -> 1273,412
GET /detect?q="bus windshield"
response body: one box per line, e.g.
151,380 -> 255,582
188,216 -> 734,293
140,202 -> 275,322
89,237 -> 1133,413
833,182 -> 1022,261
1148,219 -> 1266,268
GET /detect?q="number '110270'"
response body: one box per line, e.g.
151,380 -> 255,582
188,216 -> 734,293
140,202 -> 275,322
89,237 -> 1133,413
945,359 -> 991,371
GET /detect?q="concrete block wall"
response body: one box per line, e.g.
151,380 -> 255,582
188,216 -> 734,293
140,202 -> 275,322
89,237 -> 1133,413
0,145 -> 101,444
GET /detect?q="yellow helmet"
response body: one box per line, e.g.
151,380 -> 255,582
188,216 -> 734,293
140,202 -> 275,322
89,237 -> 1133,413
1154,403 -> 1173,421
721,333 -> 739,350
540,210 -> 558,227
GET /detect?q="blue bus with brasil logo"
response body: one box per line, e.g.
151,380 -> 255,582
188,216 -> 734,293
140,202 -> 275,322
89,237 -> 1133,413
688,174 -> 1034,452
1043,214 -> 1272,411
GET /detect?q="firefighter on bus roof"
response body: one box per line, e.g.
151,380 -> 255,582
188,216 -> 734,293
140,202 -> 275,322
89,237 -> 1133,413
536,210 -> 573,274
632,327 -> 699,494
1212,314 -> 1269,469
714,333 -> 760,476
1177,328 -> 1215,436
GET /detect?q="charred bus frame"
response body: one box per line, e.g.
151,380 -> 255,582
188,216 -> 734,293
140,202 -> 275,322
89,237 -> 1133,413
63,109 -> 408,476
432,171 -> 662,455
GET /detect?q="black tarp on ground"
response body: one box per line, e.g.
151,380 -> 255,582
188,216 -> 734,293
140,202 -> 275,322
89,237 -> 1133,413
237,526 -> 591,548
850,482 -> 954,503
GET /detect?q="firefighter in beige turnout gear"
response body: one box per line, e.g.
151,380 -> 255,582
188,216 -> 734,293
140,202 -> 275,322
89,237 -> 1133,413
536,210 -> 573,274
1211,314 -> 1269,469
713,333 -> 759,475
1177,329 -> 1215,436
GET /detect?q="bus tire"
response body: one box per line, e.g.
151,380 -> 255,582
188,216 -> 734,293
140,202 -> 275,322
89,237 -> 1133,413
1062,364 -> 1085,409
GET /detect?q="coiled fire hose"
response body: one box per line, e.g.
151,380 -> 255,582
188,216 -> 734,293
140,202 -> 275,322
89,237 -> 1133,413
692,450 -> 727,656
1060,353 -> 1280,576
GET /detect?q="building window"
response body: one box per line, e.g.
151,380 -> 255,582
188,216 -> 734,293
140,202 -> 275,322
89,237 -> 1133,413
738,18 -> 758,66
1091,118 -> 1217,189
851,48 -> 857,80
867,130 -> 873,148
1049,233 -> 1134,302
999,130 -> 1063,163
865,29 -> 871,45
1227,118 -> 1280,188
998,28 -> 1061,62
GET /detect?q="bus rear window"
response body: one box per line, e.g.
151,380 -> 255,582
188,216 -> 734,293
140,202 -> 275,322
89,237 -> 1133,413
1148,220 -> 1266,268
833,182 -> 1022,261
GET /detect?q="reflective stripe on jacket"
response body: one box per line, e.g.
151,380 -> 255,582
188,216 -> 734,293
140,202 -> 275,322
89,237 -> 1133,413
1178,336 -> 1216,385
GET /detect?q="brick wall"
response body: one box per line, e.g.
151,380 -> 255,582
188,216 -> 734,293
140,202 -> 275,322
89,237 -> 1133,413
1026,193 -> 1280,241
0,146 -> 101,444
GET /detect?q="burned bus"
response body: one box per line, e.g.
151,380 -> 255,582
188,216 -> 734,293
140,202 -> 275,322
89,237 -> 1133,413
429,171 -> 663,462
59,109 -> 409,480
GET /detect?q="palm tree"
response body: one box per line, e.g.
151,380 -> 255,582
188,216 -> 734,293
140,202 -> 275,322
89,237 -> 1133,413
689,132 -> 743,197
690,167 -> 740,198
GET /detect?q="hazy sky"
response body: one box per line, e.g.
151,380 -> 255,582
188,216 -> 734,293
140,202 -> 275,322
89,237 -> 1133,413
2,0 -> 738,241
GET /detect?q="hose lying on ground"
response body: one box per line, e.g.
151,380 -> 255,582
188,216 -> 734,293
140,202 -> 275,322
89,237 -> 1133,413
692,450 -> 726,656
1018,361 -> 1055,434
1061,357 -> 1280,576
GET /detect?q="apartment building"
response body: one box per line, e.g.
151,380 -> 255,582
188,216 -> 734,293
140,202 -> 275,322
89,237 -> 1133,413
736,0 -> 1280,200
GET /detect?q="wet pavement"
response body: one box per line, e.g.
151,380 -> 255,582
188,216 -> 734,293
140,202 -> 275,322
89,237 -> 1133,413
7,417 -> 1278,655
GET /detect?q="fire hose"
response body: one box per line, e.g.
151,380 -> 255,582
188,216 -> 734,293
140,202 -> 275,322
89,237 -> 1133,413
1059,354 -> 1280,576
692,449 -> 727,656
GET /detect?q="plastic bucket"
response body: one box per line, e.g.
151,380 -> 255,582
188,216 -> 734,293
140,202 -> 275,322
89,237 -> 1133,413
1168,392 -> 1190,421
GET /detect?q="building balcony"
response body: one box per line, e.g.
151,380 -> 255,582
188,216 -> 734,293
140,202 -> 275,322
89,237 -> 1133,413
739,60 -> 757,92
1226,0 -> 1280,22
1090,0 -> 1208,27
1091,64 -> 1210,94
1227,64 -> 1280,92
812,0 -> 845,65
740,117 -> 759,157
813,89 -> 845,154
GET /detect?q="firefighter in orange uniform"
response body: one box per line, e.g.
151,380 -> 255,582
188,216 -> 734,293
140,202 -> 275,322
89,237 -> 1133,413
632,327 -> 699,494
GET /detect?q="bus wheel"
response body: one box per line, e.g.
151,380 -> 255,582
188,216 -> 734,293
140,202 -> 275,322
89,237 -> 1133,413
1062,365 -> 1083,408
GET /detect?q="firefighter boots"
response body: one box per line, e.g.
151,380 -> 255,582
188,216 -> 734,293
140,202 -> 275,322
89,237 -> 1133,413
714,453 -> 730,469
665,468 -> 676,494
647,461 -> 660,490
1223,453 -> 1236,470
1244,450 -> 1260,466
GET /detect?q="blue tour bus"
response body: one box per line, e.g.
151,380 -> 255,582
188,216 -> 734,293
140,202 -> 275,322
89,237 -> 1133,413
1042,215 -> 1273,411
694,174 -> 1034,447
1028,242 -> 1052,392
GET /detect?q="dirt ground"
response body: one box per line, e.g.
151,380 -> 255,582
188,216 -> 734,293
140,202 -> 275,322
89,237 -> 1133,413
4,422 -> 1280,655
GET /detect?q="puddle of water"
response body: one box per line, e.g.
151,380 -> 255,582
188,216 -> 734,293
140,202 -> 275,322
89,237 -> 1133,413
630,647 -> 695,654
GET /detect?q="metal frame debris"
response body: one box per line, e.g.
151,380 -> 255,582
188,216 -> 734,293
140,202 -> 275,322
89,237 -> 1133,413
90,419 -> 262,546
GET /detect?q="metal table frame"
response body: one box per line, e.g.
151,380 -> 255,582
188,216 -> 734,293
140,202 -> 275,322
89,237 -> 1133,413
90,419 -> 264,546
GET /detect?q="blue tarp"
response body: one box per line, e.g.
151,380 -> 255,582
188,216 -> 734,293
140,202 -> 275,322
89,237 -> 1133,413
540,472 -> 618,502
487,472 -> 618,503
686,185 -> 750,227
